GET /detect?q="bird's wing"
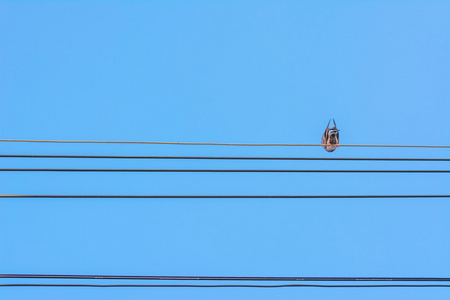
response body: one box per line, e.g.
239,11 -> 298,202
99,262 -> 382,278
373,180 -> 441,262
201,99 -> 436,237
321,120 -> 330,145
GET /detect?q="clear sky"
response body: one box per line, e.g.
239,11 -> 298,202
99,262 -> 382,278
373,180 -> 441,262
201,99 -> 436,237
1,1 -> 449,299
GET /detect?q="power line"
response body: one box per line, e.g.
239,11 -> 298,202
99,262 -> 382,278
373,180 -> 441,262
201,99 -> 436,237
2,274 -> 449,287
1,139 -> 449,148
1,195 -> 448,199
1,168 -> 449,173
1,154 -> 449,161
2,274 -> 449,281
2,144 -> 448,291
2,284 -> 450,288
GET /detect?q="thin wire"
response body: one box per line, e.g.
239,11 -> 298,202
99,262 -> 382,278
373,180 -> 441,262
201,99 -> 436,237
1,154 -> 449,161
1,168 -> 449,173
2,284 -> 450,288
1,195 -> 448,199
3,274 -> 449,281
0,139 -> 449,148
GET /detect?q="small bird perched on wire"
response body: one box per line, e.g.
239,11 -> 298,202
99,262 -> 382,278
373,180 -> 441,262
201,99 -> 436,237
321,119 -> 340,152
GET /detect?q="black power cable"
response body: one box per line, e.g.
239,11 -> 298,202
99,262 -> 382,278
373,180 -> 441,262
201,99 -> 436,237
2,284 -> 450,288
1,154 -> 449,161
1,168 -> 449,173
2,274 -> 450,281
1,195 -> 449,199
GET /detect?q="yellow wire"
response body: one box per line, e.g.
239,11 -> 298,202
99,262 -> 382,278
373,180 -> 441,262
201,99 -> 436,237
0,139 -> 449,148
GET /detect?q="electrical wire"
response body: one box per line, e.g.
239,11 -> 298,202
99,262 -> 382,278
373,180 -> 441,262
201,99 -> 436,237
1,195 -> 448,199
2,274 -> 449,281
1,168 -> 449,173
0,139 -> 449,148
2,284 -> 450,288
2,274 -> 449,287
1,154 -> 449,161
2,142 -> 448,290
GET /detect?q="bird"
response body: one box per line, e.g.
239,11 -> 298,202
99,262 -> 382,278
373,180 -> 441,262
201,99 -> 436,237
321,119 -> 340,152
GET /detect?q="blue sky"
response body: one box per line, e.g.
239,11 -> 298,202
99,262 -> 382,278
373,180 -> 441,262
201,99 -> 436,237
0,1 -> 449,299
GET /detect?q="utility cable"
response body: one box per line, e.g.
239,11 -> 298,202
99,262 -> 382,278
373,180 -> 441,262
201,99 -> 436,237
0,195 -> 448,199
0,168 -> 448,173
0,139 -> 449,148
1,154 -> 448,161
1,283 -> 450,288
2,274 -> 449,281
